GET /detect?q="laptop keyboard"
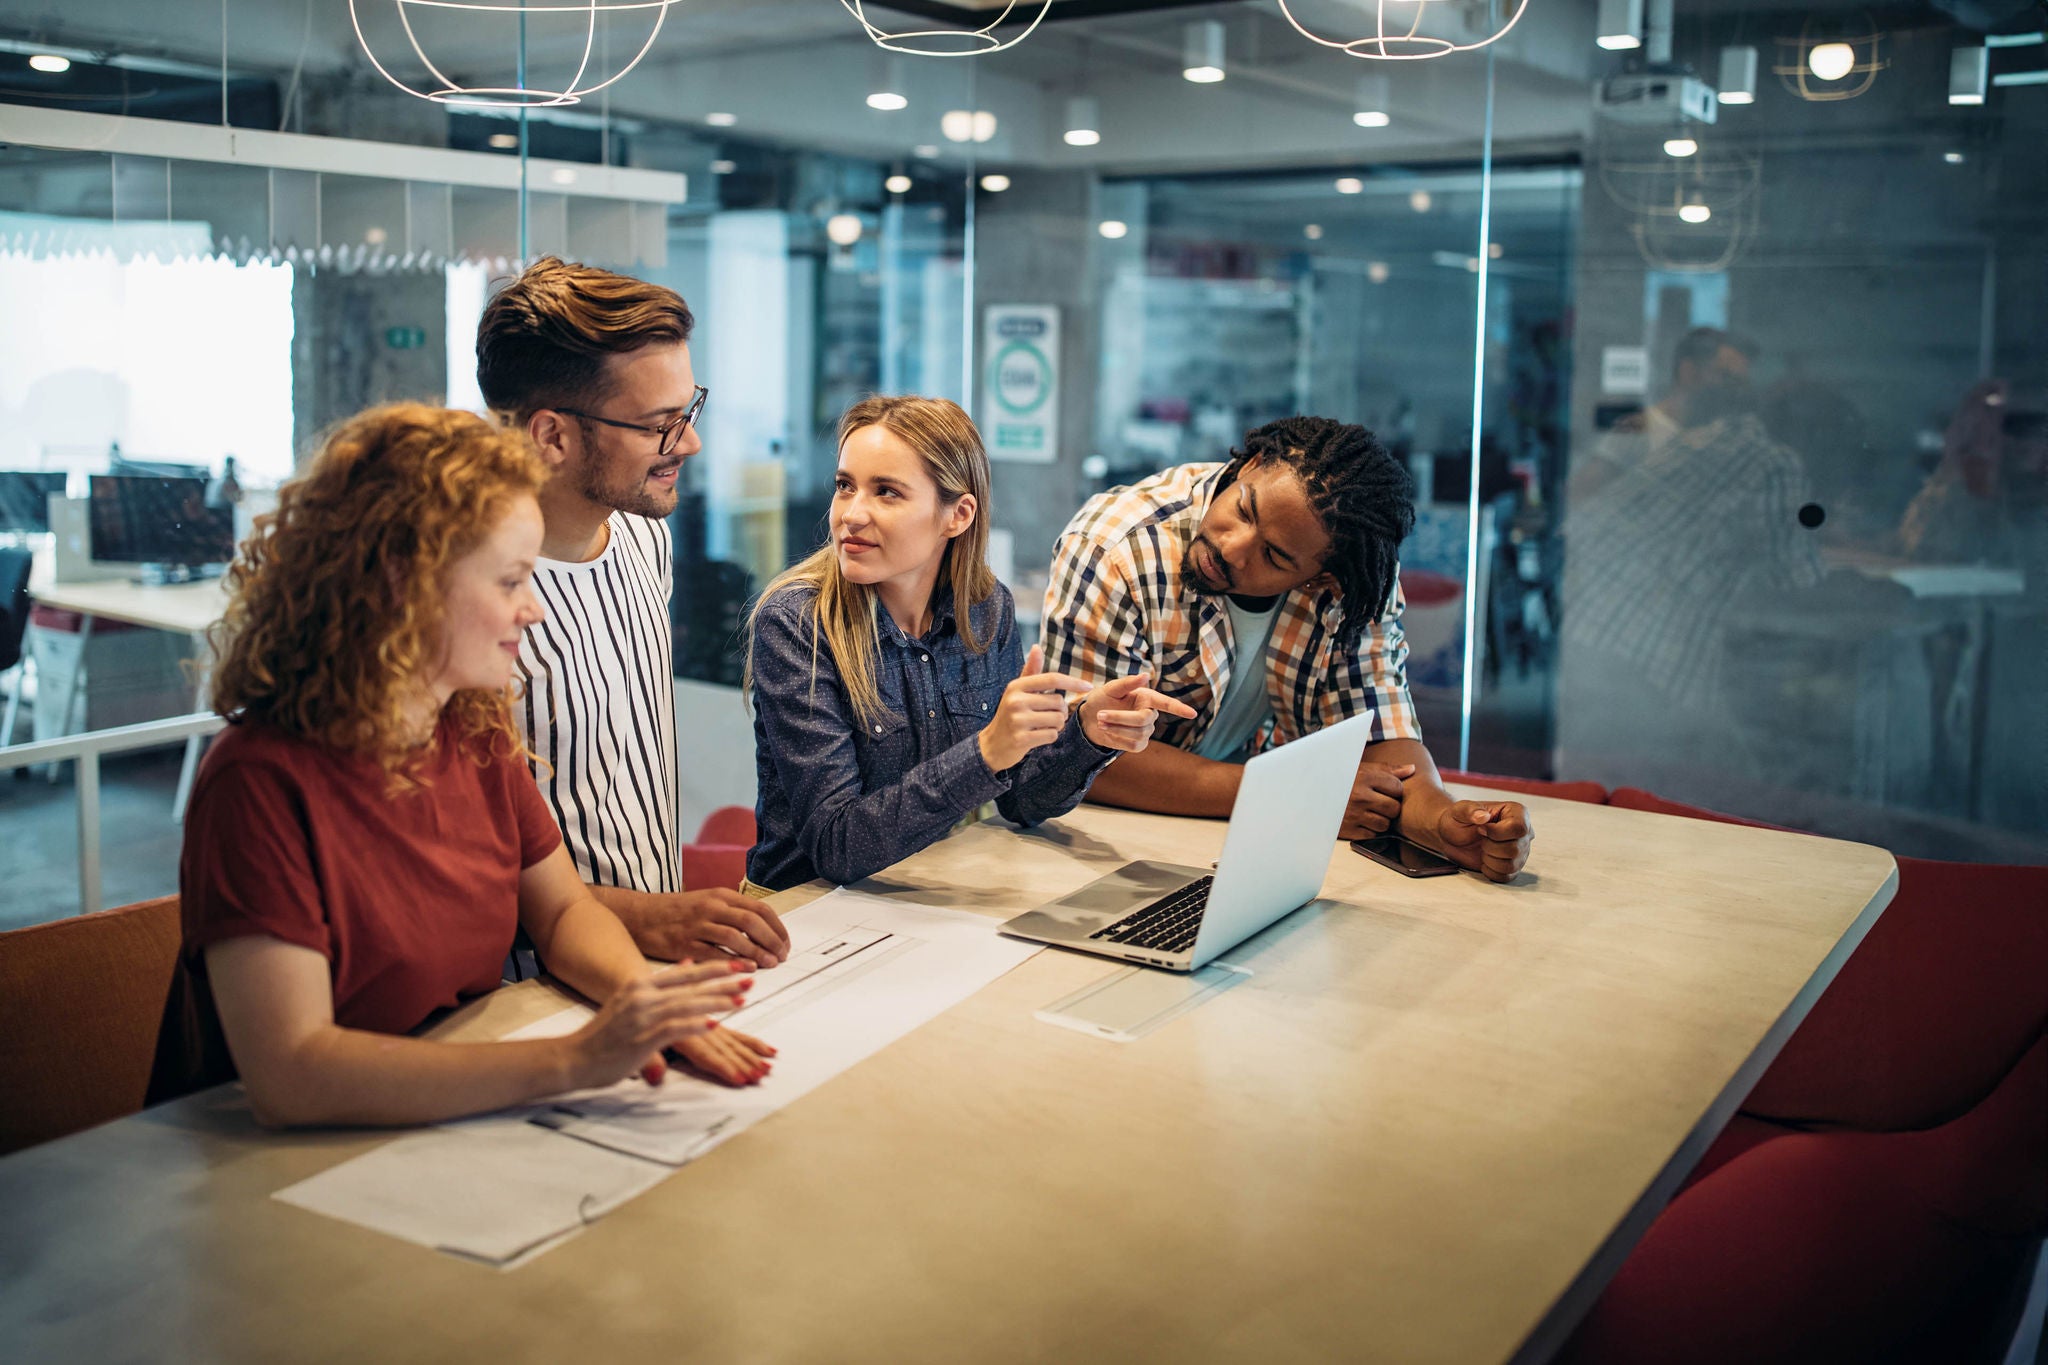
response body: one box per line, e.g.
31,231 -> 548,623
1088,876 -> 1214,955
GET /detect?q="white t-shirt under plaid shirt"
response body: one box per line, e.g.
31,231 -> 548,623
1041,461 -> 1420,756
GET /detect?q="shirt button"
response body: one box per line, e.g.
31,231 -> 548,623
921,654 -> 930,663
873,724 -> 883,733
928,709 -> 936,718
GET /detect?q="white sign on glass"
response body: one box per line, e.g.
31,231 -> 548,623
982,304 -> 1060,463
1600,345 -> 1650,396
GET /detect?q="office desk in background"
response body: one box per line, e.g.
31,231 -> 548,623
24,574 -> 229,819
0,791 -> 1896,1364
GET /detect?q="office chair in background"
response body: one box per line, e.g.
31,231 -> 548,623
0,547 -> 34,747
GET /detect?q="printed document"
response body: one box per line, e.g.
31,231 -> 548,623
271,891 -> 1039,1265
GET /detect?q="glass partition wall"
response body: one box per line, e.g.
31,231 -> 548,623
2,0 -> 2041,923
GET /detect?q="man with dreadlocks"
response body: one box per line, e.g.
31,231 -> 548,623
1041,416 -> 1533,883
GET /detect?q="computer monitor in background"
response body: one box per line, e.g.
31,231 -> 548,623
87,475 -> 235,577
0,471 -> 71,534
109,458 -> 212,481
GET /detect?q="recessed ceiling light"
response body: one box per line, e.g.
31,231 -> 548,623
29,54 -> 71,74
1943,150 -> 1966,164
1488,241 -> 1504,258
1409,189 -> 1432,212
942,110 -> 997,143
710,159 -> 737,174
1064,129 -> 1101,147
1664,137 -> 1698,157
488,132 -> 519,149
980,174 -> 1011,192
1335,177 -> 1364,194
826,214 -> 863,246
866,91 -> 908,112
1304,224 -> 1324,240
885,174 -> 912,194
705,112 -> 737,127
1679,196 -> 1712,223
1098,220 -> 1128,239
1354,111 -> 1390,128
1367,261 -> 1390,283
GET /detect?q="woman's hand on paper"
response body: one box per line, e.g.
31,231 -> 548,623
568,959 -> 753,1090
667,1026 -> 777,1087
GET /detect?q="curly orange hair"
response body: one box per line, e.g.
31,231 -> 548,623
209,402 -> 548,783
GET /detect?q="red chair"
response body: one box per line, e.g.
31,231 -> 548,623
1606,785 -> 1785,829
1441,769 -> 1608,805
1560,792 -> 2048,1365
0,895 -> 183,1154
681,805 -> 756,893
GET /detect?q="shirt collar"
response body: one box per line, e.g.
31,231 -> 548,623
873,584 -> 959,649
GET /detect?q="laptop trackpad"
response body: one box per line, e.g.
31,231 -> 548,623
1030,860 -> 1210,927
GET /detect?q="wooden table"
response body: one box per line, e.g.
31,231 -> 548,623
26,576 -> 229,817
0,790 -> 1896,1364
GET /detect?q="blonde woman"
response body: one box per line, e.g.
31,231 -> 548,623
744,396 -> 1194,891
151,403 -> 760,1127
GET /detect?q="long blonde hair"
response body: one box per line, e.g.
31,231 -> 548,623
745,395 -> 996,727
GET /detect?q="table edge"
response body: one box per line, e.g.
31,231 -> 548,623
1505,850 -> 1901,1364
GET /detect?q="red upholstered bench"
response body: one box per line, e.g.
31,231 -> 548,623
1440,769 -> 1608,805
1560,794 -> 2048,1365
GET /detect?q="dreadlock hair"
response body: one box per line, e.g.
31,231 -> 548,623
1219,416 -> 1414,649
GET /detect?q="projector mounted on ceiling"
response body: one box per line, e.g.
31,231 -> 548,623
1597,69 -> 1720,126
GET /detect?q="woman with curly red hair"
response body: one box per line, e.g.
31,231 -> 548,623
153,402 -> 757,1127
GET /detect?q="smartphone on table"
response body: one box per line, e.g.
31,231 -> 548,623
1350,834 -> 1462,877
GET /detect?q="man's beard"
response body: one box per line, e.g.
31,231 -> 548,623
1181,535 -> 1230,595
579,456 -> 680,518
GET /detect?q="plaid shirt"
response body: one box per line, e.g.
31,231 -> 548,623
1561,414 -> 1821,708
1042,462 -> 1419,755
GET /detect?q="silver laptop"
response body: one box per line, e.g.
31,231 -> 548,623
1000,712 -> 1375,972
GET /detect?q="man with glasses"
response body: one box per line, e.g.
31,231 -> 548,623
476,257 -> 792,990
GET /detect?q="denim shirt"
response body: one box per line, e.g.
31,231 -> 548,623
747,580 -> 1113,891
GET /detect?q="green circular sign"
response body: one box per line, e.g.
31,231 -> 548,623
991,339 -> 1053,416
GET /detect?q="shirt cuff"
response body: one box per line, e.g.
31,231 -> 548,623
941,732 -> 1016,804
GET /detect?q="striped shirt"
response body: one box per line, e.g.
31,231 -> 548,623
1042,462 -> 1420,755
513,512 -> 681,894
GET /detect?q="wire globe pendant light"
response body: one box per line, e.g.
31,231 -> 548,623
349,0 -> 679,107
1275,0 -> 1530,60
836,0 -> 1053,56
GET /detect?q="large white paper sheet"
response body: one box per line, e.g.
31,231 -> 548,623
270,892 -> 1038,1264
272,1115 -> 668,1268
509,890 -> 1041,1165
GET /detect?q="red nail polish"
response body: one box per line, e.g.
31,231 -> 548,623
706,1019 -> 720,1030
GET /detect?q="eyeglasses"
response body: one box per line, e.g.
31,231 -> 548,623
559,385 -> 708,458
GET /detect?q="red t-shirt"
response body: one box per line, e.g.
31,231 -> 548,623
177,714 -> 562,1037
